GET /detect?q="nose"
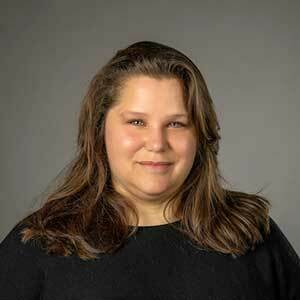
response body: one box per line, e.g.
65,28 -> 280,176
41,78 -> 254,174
144,127 -> 169,152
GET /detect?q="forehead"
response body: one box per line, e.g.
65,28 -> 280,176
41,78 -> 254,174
120,75 -> 183,93
115,75 -> 186,109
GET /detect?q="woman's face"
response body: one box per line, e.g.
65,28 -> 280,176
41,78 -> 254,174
104,75 -> 197,213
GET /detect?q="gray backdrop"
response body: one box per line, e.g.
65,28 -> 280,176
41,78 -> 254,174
1,0 -> 299,254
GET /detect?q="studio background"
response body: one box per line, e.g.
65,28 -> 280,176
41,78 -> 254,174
1,0 -> 299,254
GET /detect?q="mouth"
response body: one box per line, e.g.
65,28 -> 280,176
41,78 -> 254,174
138,162 -> 173,172
139,161 -> 173,166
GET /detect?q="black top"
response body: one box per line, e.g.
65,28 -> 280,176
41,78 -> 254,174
0,216 -> 299,300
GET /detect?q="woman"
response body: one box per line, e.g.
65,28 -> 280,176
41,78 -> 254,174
0,40 -> 299,299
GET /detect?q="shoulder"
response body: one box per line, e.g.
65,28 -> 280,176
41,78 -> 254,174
258,216 -> 300,298
0,222 -> 46,298
0,222 -> 45,258
265,216 -> 300,263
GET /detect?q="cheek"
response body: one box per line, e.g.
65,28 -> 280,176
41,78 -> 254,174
174,136 -> 197,159
174,138 -> 197,178
108,127 -> 142,154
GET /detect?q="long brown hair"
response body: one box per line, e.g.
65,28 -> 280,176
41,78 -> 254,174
17,41 -> 271,260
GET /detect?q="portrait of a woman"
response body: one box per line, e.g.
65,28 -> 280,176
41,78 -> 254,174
0,40 -> 299,299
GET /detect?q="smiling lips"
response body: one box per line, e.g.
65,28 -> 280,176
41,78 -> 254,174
139,161 -> 172,166
138,161 -> 173,172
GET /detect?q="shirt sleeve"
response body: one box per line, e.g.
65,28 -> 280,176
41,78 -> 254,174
0,223 -> 45,300
267,217 -> 300,300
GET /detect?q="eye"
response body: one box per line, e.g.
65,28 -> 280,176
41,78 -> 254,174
128,119 -> 144,126
169,121 -> 186,128
127,119 -> 186,128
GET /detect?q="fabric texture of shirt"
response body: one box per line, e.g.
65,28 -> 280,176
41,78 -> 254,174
0,216 -> 299,300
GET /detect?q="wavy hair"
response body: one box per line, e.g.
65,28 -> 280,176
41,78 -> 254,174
17,40 -> 271,260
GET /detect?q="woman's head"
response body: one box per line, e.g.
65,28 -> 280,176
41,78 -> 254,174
78,41 -> 221,217
19,41 -> 271,260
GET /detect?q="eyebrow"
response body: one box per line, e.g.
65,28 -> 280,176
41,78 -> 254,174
121,111 -> 188,118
